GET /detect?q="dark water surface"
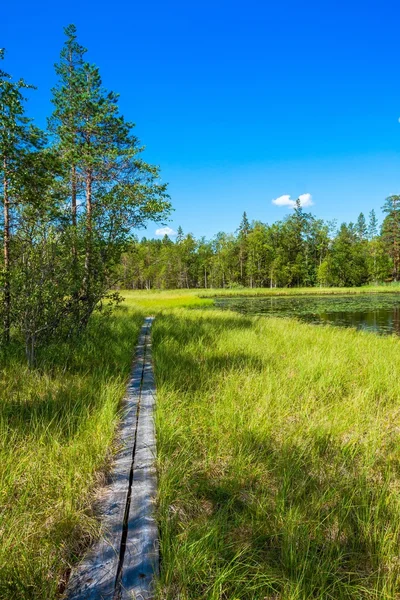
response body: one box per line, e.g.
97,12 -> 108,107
214,294 -> 400,336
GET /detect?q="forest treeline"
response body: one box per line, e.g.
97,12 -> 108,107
116,198 -> 400,289
0,26 -> 170,363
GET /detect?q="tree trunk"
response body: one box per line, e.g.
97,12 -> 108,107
84,168 -> 93,295
71,165 -> 80,308
25,334 -> 36,368
71,165 -> 77,229
123,256 -> 127,287
71,165 -> 77,255
3,162 -> 10,344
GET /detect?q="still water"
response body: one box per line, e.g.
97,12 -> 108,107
214,294 -> 400,336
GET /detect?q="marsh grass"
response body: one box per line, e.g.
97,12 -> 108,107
199,283 -> 400,297
3,286 -> 400,599
120,291 -> 400,599
0,306 -> 144,599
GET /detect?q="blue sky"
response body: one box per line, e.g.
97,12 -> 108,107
3,0 -> 400,238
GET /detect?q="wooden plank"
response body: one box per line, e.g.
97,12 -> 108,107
65,318 -> 155,600
120,326 -> 158,599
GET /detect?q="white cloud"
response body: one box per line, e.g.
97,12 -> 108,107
272,194 -> 294,207
155,226 -> 177,236
272,193 -> 313,209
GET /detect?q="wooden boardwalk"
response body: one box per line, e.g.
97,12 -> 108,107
65,317 -> 158,600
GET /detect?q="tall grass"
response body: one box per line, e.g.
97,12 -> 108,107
3,286 -> 400,599
120,291 -> 400,600
0,306 -> 143,599
121,285 -> 400,302
200,284 -> 400,297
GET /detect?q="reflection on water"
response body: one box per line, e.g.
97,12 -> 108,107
314,307 -> 400,335
214,294 -> 400,336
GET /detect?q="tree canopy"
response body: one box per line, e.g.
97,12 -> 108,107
0,27 -> 171,363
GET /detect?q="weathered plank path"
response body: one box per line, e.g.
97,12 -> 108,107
65,317 -> 158,600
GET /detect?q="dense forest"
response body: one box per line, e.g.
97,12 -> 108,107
0,26 -> 170,363
116,198 -> 400,289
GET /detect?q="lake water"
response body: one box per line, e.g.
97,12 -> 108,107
214,294 -> 400,336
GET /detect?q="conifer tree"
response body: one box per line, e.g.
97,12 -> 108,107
49,24 -> 87,272
382,195 -> 400,281
175,227 -> 185,287
356,212 -> 368,240
367,209 -> 380,283
237,211 -> 250,284
368,209 -> 378,240
50,26 -> 171,325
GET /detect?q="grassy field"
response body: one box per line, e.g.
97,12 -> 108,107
199,284 -> 400,297
0,307 -> 144,599
145,283 -> 400,298
3,287 -> 400,599
124,289 -> 400,600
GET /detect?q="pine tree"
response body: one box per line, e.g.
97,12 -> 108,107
356,212 -> 368,240
382,195 -> 400,281
51,26 -> 171,326
368,209 -> 378,240
49,24 -> 87,274
175,227 -> 185,287
367,209 -> 379,283
49,25 -> 86,223
238,211 -> 250,237
237,211 -> 250,284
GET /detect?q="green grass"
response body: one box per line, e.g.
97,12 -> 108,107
199,283 -> 400,297
122,290 -> 400,600
0,306 -> 144,599
3,286 -> 400,599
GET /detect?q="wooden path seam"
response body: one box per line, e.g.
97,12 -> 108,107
65,316 -> 158,600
